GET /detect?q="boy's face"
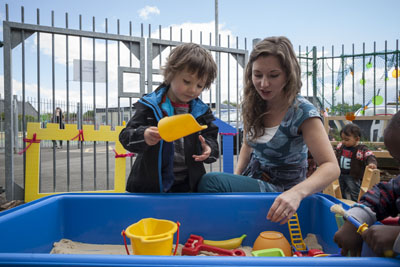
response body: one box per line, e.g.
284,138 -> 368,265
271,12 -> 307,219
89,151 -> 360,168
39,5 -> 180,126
340,133 -> 359,148
167,68 -> 207,104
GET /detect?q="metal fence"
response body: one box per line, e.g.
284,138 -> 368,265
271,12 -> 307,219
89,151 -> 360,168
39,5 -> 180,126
298,43 -> 399,115
2,4 -> 399,201
1,4 -> 248,201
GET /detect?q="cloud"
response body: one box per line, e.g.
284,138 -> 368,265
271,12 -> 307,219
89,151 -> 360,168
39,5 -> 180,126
149,21 -> 244,105
138,6 -> 160,20
0,12 -> 3,33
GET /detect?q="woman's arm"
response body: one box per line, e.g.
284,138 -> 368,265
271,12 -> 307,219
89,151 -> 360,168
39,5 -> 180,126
234,138 -> 253,175
292,117 -> 340,197
267,117 -> 340,224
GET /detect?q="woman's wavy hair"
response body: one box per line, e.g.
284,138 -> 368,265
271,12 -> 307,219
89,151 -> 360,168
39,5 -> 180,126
162,43 -> 217,90
242,36 -> 302,140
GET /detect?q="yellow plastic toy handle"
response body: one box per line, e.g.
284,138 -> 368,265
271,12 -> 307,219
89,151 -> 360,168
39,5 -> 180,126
357,223 -> 369,234
158,114 -> 207,142
356,223 -> 395,257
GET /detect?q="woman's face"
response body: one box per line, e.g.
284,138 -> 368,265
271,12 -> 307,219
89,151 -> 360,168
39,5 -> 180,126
251,55 -> 287,102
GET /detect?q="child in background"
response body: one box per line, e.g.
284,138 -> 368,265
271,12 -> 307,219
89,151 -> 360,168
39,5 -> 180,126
335,123 -> 377,201
119,43 -> 219,193
333,111 -> 400,257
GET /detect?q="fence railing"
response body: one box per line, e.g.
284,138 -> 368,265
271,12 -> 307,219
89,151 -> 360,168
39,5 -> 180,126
2,3 -> 399,202
298,43 -> 399,116
1,4 -> 248,201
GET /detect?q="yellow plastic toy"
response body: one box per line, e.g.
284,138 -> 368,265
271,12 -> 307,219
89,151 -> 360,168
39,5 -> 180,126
157,114 -> 207,142
124,218 -> 179,256
203,234 -> 247,249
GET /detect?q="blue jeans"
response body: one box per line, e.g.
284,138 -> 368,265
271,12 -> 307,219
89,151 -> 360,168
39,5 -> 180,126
198,163 -> 307,193
339,174 -> 361,201
198,172 -> 278,192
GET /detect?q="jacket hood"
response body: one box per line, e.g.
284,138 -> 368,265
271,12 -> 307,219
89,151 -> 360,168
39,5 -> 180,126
140,85 -> 210,120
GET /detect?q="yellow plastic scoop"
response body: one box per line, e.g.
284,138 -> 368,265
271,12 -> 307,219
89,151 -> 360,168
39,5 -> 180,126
158,114 -> 207,142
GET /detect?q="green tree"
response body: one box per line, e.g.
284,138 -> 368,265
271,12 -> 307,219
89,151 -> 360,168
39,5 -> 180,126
330,103 -> 362,115
84,110 -> 94,118
222,100 -> 238,108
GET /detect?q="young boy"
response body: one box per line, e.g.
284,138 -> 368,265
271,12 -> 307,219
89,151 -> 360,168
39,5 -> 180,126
335,123 -> 377,201
334,111 -> 400,257
119,43 -> 219,193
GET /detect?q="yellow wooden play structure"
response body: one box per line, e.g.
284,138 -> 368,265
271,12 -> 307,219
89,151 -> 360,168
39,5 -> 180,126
23,122 -> 129,202
323,167 -> 380,205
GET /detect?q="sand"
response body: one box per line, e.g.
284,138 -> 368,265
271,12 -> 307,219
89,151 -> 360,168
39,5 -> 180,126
50,239 -> 254,256
50,233 -> 322,256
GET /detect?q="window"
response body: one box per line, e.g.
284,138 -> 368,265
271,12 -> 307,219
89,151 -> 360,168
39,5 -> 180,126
372,129 -> 378,142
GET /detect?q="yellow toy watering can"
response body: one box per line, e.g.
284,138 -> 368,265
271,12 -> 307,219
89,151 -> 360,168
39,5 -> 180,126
158,114 -> 207,142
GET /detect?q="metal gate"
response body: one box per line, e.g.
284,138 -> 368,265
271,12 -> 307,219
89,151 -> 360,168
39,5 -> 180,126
2,5 -> 249,201
2,14 -> 146,201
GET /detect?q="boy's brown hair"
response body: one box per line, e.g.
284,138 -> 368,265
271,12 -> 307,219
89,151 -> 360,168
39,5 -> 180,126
162,43 -> 217,90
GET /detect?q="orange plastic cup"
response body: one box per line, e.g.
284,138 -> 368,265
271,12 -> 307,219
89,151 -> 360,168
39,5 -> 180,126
252,231 -> 292,256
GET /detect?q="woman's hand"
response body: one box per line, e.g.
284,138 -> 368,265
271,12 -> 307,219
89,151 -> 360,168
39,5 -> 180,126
192,135 -> 211,161
144,126 -> 161,145
266,189 -> 302,224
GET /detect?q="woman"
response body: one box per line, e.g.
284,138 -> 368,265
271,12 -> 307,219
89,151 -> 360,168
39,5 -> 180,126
198,36 -> 339,224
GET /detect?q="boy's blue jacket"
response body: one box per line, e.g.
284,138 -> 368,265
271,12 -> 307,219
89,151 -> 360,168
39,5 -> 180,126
119,85 -> 219,193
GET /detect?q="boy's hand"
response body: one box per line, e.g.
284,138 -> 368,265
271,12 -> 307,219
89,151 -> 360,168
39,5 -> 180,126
367,163 -> 377,169
361,225 -> 400,257
144,127 -> 161,145
192,135 -> 211,161
334,220 -> 363,256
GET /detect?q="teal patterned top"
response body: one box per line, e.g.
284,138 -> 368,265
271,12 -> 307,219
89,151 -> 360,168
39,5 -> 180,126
247,95 -> 321,167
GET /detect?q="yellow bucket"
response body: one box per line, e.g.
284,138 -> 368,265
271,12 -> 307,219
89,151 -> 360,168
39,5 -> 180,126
125,218 -> 178,255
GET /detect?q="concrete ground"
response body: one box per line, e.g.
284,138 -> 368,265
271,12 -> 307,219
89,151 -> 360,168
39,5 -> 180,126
0,143 -> 231,205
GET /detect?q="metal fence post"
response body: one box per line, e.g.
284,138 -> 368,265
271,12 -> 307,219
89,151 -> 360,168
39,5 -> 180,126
13,95 -> 19,153
3,21 -> 15,201
312,46 -> 318,106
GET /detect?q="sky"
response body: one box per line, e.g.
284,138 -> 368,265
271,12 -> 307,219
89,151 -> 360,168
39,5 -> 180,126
0,0 -> 399,112
2,0 -> 398,50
